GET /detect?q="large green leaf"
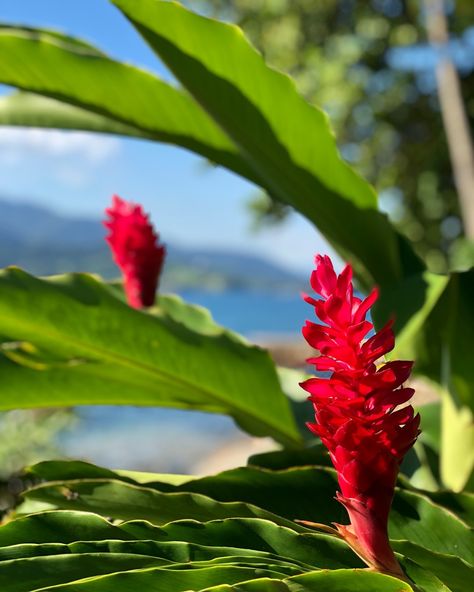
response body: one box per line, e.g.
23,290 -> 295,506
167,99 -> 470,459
0,269 -> 301,446
0,26 -> 260,184
111,0 -> 420,288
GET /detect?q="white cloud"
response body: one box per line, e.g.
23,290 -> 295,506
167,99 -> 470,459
54,165 -> 91,188
0,127 -> 120,165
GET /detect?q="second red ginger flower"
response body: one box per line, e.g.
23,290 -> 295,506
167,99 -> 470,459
104,195 -> 166,309
301,255 -> 420,578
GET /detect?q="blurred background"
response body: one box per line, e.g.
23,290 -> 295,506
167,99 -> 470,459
0,0 -> 472,490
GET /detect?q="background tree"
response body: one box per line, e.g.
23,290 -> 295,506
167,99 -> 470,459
197,0 -> 474,273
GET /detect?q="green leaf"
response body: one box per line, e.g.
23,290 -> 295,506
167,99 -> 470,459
23,565 -> 292,592
24,463 -> 343,530
437,272 -> 474,491
440,391 -> 474,493
0,269 -> 301,447
23,479 -> 308,532
0,24 -> 107,55
155,294 -> 241,337
420,271 -> 474,414
389,489 -> 473,564
0,539 -> 307,569
0,511 -> 304,571
376,269 -> 474,491
373,271 -> 450,361
166,467 -> 343,523
420,490 -> 474,528
0,92 -> 156,139
0,553 -> 170,592
393,542 -> 473,592
0,512 -> 311,592
248,444 -> 331,470
399,559 -> 453,592
165,557 -> 304,576
112,0 -> 419,288
0,26 -> 259,184
121,517 -> 361,570
201,570 -> 414,592
26,460 -> 138,485
0,511 -> 133,546
115,470 -> 193,486
399,470 -> 474,528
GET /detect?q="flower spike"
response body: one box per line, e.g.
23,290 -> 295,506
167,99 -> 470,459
104,195 -> 166,309
301,254 -> 420,578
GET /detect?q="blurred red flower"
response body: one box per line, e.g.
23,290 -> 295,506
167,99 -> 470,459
104,195 -> 166,309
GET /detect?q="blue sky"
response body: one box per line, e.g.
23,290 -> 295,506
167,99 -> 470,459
0,0 -> 334,274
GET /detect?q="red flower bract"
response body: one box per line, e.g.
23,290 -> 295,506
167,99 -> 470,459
104,195 -> 166,309
301,255 -> 420,578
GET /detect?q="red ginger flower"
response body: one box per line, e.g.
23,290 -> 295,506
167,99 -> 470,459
301,255 -> 420,578
104,195 -> 166,309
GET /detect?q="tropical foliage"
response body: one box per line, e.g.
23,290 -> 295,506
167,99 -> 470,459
0,1 -> 472,590
0,454 -> 471,591
199,0 -> 474,272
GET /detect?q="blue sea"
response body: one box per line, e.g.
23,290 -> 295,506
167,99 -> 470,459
179,289 -> 309,336
63,290 -> 309,473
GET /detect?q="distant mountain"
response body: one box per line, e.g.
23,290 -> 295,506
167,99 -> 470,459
0,197 -> 305,293
0,199 -> 103,247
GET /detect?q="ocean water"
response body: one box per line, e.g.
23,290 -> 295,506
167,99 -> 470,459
179,289 -> 309,336
63,290 -> 309,472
